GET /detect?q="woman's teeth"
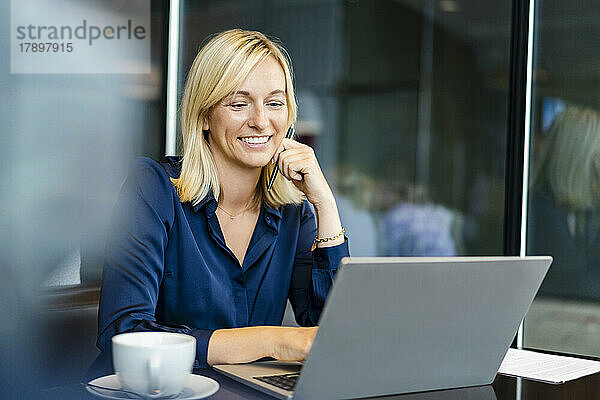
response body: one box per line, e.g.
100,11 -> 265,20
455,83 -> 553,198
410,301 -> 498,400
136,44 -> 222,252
240,136 -> 270,144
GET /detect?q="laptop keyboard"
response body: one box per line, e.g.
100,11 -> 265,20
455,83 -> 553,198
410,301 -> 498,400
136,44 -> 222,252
253,372 -> 300,391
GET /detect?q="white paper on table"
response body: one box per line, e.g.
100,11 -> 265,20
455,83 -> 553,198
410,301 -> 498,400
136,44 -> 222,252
498,348 -> 600,384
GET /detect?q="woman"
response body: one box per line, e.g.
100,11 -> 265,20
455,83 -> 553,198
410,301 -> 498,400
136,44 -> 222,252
96,29 -> 349,369
529,106 -> 600,299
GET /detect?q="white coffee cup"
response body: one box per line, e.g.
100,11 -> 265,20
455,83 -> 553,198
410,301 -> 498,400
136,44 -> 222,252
112,332 -> 196,398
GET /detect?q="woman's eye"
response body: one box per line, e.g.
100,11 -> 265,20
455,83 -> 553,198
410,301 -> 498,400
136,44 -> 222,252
229,103 -> 247,109
267,101 -> 284,108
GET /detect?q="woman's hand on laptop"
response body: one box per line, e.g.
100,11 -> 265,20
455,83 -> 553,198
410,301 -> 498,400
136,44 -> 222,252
269,326 -> 318,361
207,326 -> 318,365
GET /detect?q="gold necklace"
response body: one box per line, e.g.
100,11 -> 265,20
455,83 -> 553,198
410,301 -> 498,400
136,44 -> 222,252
217,204 -> 249,220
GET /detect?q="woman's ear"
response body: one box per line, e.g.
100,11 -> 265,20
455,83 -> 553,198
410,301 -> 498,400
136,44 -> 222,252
201,117 -> 210,142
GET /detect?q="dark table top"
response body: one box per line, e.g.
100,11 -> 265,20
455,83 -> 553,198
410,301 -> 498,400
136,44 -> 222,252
38,368 -> 600,400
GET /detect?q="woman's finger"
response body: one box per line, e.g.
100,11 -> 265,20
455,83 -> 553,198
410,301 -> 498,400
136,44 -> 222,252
279,154 -> 304,180
281,138 -> 308,150
273,142 -> 305,162
272,138 -> 311,164
277,147 -> 309,173
279,151 -> 312,181
286,156 -> 313,181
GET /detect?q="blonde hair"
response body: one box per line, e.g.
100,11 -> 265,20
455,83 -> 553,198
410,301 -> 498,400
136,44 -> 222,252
534,106 -> 600,210
172,29 -> 304,209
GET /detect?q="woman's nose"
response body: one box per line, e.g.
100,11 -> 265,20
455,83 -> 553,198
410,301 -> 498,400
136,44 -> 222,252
248,105 -> 269,131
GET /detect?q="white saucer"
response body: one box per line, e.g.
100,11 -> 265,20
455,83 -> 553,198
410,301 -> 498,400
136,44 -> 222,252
86,374 -> 220,400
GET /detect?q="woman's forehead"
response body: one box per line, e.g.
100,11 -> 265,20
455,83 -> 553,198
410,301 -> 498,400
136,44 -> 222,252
230,89 -> 286,98
237,56 -> 286,92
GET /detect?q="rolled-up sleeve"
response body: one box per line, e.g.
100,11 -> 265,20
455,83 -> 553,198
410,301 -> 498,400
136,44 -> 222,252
96,158 -> 214,369
288,201 -> 350,326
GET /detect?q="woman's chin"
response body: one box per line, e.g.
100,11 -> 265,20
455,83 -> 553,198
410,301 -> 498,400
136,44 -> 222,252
237,157 -> 273,170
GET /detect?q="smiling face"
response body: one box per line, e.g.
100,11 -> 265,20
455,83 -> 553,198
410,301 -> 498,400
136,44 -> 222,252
204,56 -> 289,173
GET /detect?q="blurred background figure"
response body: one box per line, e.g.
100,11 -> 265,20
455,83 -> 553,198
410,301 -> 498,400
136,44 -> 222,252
380,183 -> 460,257
333,164 -> 378,257
529,106 -> 600,299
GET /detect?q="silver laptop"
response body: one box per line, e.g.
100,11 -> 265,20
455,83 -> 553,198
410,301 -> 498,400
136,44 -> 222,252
213,256 -> 552,400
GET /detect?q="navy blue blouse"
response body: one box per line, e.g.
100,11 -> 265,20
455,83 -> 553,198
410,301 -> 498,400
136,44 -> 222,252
97,157 -> 349,368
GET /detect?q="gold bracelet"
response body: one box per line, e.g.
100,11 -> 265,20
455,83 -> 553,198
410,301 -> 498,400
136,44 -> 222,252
311,228 -> 345,251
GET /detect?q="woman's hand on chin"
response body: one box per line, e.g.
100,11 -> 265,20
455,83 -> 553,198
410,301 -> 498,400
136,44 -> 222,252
273,139 -> 335,210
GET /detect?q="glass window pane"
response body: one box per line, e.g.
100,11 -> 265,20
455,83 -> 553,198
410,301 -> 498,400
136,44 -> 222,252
2,0 -> 168,289
2,0 -> 169,391
526,1 -> 600,357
